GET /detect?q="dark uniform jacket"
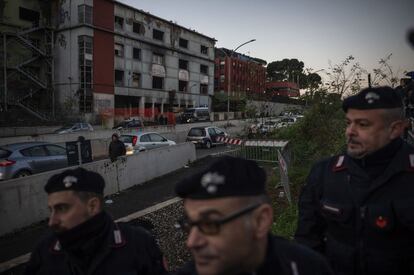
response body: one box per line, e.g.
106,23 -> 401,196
175,234 -> 333,275
25,212 -> 168,275
295,139 -> 414,275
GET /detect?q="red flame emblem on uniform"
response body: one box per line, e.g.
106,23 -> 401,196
376,216 -> 387,228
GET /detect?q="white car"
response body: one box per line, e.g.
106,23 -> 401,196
119,132 -> 176,155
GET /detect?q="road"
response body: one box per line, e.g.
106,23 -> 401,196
0,145 -> 236,273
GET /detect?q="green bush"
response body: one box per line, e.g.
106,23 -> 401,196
268,91 -> 346,238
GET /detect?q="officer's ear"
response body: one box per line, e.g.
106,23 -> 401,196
87,197 -> 102,215
389,119 -> 406,139
252,204 -> 273,239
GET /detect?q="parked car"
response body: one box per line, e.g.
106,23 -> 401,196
186,126 -> 228,149
275,117 -> 299,129
113,118 -> 144,131
54,122 -> 94,134
119,132 -> 176,154
181,107 -> 210,123
0,142 -> 68,180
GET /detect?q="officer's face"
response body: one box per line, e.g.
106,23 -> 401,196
183,197 -> 268,275
47,191 -> 95,232
345,109 -> 402,158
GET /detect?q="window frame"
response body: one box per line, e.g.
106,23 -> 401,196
152,76 -> 164,89
153,29 -> 164,41
179,38 -> 188,48
132,47 -> 141,60
115,70 -> 124,86
115,16 -> 124,30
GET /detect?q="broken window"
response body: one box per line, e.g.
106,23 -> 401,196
152,53 -> 164,65
153,29 -> 164,41
179,38 -> 188,48
152,76 -> 164,89
114,43 -> 124,57
133,22 -> 142,34
179,59 -> 189,70
179,81 -> 188,92
133,47 -> 141,60
200,45 -> 208,55
132,72 -> 140,87
19,7 -> 39,24
200,64 -> 208,74
200,84 -> 208,95
115,16 -> 124,30
115,70 -> 124,86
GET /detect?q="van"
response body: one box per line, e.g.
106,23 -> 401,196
182,107 -> 210,123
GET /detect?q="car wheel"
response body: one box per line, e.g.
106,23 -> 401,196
14,170 -> 32,178
205,140 -> 212,149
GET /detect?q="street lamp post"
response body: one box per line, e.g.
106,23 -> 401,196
218,39 -> 256,126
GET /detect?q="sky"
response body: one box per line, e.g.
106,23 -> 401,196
119,0 -> 414,80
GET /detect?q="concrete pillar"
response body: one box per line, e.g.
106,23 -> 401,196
151,100 -> 155,120
139,96 -> 145,117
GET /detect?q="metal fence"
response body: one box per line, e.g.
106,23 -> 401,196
212,140 -> 292,203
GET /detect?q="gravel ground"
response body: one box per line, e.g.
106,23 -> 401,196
128,200 -> 190,272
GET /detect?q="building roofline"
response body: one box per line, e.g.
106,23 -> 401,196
113,0 -> 217,42
215,47 -> 267,65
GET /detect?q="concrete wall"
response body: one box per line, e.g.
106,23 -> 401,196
0,142 -> 196,236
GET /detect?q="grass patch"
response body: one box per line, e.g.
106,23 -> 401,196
271,203 -> 298,239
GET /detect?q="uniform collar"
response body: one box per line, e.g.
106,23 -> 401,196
49,217 -> 126,254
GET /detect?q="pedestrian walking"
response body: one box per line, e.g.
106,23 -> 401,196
295,86 -> 414,275
24,167 -> 168,275
175,156 -> 333,275
108,133 -> 126,162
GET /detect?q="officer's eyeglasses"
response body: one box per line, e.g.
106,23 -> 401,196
175,203 -> 262,235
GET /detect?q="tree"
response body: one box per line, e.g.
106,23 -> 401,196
267,59 -> 305,83
267,59 -> 322,90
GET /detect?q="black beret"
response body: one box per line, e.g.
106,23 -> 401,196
175,156 -> 267,199
45,167 -> 105,194
342,86 -> 403,112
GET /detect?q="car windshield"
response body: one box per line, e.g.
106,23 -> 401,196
188,128 -> 206,136
0,149 -> 11,158
119,135 -> 134,143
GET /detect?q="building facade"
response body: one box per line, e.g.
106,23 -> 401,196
265,81 -> 300,97
55,0 -> 216,124
1,0 -> 216,125
214,48 -> 266,98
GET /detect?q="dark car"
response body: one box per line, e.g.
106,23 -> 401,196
181,108 -> 210,123
0,142 -> 68,180
186,126 -> 228,148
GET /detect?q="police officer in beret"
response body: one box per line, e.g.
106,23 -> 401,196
295,86 -> 414,275
25,167 -> 168,275
175,156 -> 333,275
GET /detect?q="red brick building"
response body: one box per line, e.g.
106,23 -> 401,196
214,48 -> 266,97
266,81 -> 300,97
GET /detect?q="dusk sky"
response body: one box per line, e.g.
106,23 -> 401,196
120,0 -> 414,80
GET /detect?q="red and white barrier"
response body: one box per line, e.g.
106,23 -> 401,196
216,136 -> 243,145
